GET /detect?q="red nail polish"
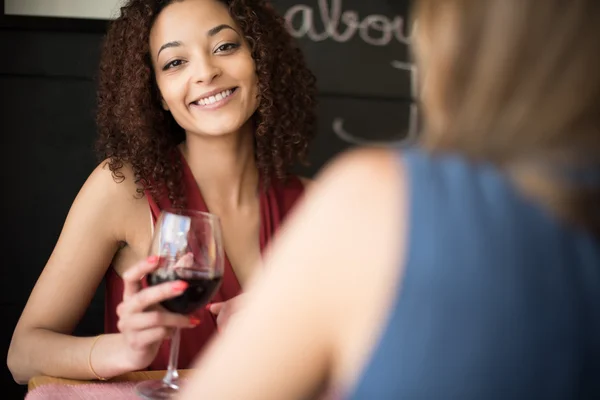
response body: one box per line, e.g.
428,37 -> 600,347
172,281 -> 188,292
190,317 -> 201,326
147,255 -> 160,263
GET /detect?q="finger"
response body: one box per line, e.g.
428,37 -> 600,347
125,280 -> 189,314
122,255 -> 161,299
119,311 -> 199,332
217,307 -> 239,332
208,302 -> 225,315
216,309 -> 228,328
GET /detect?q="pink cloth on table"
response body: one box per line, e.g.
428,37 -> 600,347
25,382 -> 140,400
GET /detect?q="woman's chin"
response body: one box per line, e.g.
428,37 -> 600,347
185,127 -> 242,139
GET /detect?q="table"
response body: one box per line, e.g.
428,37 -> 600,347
28,369 -> 193,391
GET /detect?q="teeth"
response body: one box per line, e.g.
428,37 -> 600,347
195,89 -> 233,106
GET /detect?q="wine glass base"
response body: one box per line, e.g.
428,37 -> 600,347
135,379 -> 180,400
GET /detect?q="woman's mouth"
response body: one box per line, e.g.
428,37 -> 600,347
190,87 -> 238,109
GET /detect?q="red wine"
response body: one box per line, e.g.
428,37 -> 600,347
148,267 -> 222,314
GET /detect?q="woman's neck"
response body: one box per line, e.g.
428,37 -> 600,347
180,122 -> 259,211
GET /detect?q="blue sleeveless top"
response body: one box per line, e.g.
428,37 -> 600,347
348,149 -> 600,399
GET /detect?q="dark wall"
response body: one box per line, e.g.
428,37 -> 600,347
0,27 -> 106,398
0,0 -> 412,397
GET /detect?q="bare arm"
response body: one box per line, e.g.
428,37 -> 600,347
7,162 -> 142,383
178,148 -> 407,400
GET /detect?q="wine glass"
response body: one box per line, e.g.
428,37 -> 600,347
136,209 -> 224,399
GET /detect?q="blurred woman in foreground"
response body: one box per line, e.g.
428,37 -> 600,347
172,0 -> 599,398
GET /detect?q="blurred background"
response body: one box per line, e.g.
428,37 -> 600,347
0,0 -> 412,396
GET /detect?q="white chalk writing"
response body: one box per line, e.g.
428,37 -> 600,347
284,0 -> 412,46
283,0 -> 419,144
332,103 -> 419,146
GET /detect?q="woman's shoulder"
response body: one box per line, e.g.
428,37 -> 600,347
84,159 -> 143,202
76,159 -> 150,234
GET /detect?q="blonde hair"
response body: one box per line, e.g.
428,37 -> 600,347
413,0 -> 600,235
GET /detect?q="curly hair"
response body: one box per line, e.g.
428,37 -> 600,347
95,0 -> 317,207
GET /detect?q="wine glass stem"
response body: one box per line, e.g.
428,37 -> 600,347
163,328 -> 181,386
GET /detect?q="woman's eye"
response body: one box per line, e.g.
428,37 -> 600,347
215,43 -> 240,53
163,59 -> 185,70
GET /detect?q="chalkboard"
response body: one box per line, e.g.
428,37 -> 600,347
270,0 -> 417,175
274,0 -> 412,97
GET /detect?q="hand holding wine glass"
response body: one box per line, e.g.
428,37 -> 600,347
120,209 -> 223,399
117,254 -> 201,372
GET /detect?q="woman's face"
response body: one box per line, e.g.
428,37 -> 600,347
150,0 -> 259,138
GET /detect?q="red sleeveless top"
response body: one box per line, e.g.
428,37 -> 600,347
104,154 -> 305,370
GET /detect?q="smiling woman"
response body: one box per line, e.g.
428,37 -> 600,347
7,0 -> 317,385
149,3 -> 261,139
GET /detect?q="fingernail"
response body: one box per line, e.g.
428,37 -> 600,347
172,281 -> 188,292
190,317 -> 201,326
147,255 -> 160,263
205,304 -> 212,311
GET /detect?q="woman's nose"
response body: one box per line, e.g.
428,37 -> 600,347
192,58 -> 222,84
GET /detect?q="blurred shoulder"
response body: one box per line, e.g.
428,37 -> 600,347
291,147 -> 407,250
315,147 -> 405,200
